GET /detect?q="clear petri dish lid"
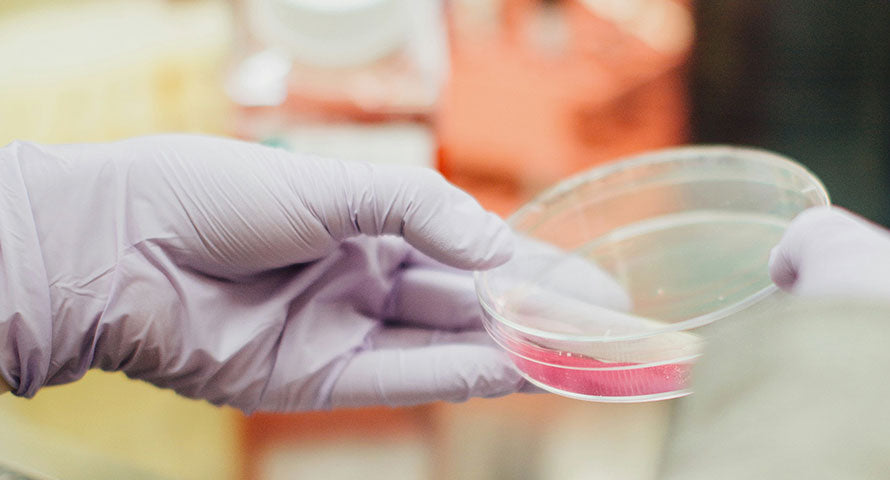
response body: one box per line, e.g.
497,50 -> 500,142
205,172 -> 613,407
476,146 -> 830,342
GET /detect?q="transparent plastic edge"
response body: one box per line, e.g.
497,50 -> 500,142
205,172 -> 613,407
475,145 -> 831,342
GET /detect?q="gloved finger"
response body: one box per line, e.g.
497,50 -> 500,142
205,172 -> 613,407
502,289 -> 702,364
403,247 -> 472,274
328,340 -> 526,409
506,253 -> 632,313
365,327 -> 545,393
769,206 -> 890,298
307,159 -> 514,270
769,206 -> 844,289
385,265 -> 485,331
386,245 -> 636,337
108,135 -> 511,273
366,327 -> 493,349
488,234 -> 633,313
476,233 -> 699,364
403,232 -> 633,315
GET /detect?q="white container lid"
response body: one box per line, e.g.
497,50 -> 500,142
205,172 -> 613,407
248,0 -> 411,68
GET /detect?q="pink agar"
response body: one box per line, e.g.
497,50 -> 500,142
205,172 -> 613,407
506,338 -> 691,398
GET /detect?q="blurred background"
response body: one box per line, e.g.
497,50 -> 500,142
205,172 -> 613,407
0,0 -> 887,479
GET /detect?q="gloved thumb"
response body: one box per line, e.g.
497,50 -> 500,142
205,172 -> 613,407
768,206 -> 890,298
307,159 -> 514,270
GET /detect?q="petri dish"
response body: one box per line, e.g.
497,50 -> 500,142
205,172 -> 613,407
475,146 -> 829,402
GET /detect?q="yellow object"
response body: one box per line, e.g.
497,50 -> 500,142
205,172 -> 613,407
0,1 -> 241,479
0,0 -> 232,146
0,372 -> 239,480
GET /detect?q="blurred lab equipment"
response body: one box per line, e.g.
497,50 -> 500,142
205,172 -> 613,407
226,0 -> 447,168
0,0 -> 231,146
440,0 -> 693,214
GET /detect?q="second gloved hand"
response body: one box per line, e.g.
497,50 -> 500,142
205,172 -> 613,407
769,206 -> 890,300
0,135 -> 525,412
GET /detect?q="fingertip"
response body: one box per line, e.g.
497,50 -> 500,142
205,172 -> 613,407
333,162 -> 517,270
518,380 -> 548,394
406,186 -> 516,271
468,348 -> 529,399
329,344 -> 530,408
473,214 -> 516,269
430,345 -> 527,401
768,245 -> 797,291
767,245 -> 780,276
445,194 -> 517,270
769,206 -> 841,291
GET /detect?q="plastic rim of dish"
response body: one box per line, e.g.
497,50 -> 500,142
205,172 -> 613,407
475,145 -> 830,402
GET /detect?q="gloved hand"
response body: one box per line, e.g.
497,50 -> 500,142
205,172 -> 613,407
769,206 -> 890,300
0,134 -> 526,412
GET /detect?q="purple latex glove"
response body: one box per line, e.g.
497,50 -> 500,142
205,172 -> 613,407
769,206 -> 890,299
0,134 -> 526,412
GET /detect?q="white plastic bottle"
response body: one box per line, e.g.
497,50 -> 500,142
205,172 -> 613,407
226,0 -> 449,168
